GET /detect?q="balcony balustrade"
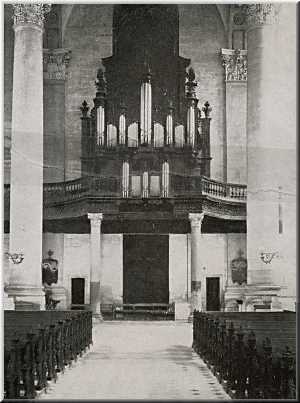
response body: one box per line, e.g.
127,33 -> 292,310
3,175 -> 247,206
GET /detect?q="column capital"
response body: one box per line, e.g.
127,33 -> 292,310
12,4 -> 51,30
221,49 -> 247,82
43,49 -> 71,81
189,213 -> 205,229
88,213 -> 103,227
245,4 -> 279,28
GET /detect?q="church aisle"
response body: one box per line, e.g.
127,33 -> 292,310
38,321 -> 230,400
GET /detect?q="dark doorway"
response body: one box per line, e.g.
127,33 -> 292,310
71,278 -> 85,305
123,234 -> 169,303
206,277 -> 220,311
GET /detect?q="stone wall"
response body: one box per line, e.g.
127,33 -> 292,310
62,4 -> 113,180
179,4 -> 227,181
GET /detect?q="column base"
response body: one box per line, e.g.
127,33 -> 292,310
224,283 -> 282,312
174,301 -> 191,321
3,291 -> 14,310
92,312 -> 104,323
5,285 -> 45,310
48,285 -> 67,310
190,290 -> 202,312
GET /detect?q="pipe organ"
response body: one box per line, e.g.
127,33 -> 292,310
81,4 -> 212,198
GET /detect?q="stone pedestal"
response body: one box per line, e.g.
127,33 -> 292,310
189,213 -> 205,312
3,290 -> 14,310
50,285 -> 68,310
224,283 -> 282,312
175,302 -> 191,321
88,213 -> 103,320
7,4 -> 51,310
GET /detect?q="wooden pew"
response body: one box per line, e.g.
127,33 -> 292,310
4,310 -> 93,400
193,311 -> 296,399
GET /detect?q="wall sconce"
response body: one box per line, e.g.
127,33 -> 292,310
6,252 -> 24,264
260,252 -> 278,264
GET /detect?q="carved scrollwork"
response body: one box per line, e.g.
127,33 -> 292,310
221,49 -> 247,82
12,4 -> 51,29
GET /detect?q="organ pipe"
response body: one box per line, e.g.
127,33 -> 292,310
122,161 -> 129,197
162,161 -> 169,197
166,114 -> 173,145
119,113 -> 126,145
142,171 -> 149,198
96,105 -> 105,146
187,105 -> 195,147
140,71 -> 152,144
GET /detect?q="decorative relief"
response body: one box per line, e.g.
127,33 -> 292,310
43,49 -> 71,81
233,11 -> 246,26
245,4 -> 279,27
12,4 -> 51,29
221,49 -> 247,81
231,249 -> 247,285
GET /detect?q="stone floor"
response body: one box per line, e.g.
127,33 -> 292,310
38,321 -> 230,400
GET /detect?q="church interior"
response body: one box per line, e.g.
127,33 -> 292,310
2,3 -> 297,400
3,3 -> 296,316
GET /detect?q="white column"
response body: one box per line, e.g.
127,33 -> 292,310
6,4 -> 50,310
88,213 -> 103,319
246,4 -> 283,286
189,213 -> 205,311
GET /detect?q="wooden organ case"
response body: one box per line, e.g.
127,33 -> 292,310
80,4 -> 212,199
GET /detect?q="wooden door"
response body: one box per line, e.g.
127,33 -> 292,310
71,278 -> 85,305
206,277 -> 220,311
123,235 -> 169,303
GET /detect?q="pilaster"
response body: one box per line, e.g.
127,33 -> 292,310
221,48 -> 247,184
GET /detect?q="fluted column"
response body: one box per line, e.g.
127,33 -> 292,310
6,4 -> 50,309
246,4 -> 287,286
189,213 -> 205,311
88,213 -> 103,319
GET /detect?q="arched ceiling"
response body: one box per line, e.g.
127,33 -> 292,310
61,4 -> 231,41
